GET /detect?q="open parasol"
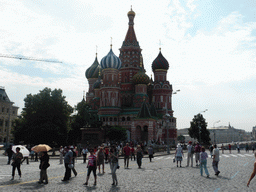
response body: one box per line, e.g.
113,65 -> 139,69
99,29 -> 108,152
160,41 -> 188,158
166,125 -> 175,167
32,144 -> 52,153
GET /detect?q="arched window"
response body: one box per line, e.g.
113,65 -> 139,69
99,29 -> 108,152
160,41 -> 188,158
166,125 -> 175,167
127,116 -> 131,121
103,118 -> 105,122
114,118 -> 117,121
110,117 -> 113,121
143,126 -> 148,132
122,117 -> 125,121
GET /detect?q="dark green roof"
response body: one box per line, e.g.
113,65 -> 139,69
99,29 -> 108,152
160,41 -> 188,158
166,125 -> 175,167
137,101 -> 151,118
149,103 -> 157,117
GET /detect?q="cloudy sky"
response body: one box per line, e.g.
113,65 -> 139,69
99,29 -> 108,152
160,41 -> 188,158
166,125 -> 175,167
1,0 -> 256,132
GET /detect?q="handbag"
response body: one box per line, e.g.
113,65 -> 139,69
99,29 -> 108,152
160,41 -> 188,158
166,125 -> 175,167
11,162 -> 16,166
173,157 -> 176,163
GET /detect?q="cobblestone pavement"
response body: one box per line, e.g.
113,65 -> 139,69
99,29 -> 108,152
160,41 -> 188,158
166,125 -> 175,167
0,150 -> 255,191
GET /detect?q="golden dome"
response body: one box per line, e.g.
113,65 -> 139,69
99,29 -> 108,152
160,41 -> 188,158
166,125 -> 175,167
127,6 -> 135,16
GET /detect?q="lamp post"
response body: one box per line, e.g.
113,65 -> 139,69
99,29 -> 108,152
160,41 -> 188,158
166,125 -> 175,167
213,120 -> 220,144
198,109 -> 208,144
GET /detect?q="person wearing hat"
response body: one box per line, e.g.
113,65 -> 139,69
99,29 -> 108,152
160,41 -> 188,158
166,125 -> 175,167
62,146 -> 73,181
186,141 -> 194,167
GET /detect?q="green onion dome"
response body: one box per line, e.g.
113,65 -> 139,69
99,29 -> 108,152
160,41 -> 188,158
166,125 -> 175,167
152,51 -> 169,71
132,68 -> 150,84
93,79 -> 101,89
85,56 -> 100,79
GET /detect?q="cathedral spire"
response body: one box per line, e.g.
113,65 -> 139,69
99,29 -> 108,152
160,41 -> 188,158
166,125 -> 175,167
123,7 -> 139,47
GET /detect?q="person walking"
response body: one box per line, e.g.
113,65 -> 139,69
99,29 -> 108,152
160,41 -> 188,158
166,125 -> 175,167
209,144 -> 213,158
59,146 -> 64,164
11,147 -> 23,180
62,146 -> 73,181
104,146 -> 109,163
148,145 -> 154,162
246,143 -> 249,153
84,148 -> 97,186
252,145 -> 255,153
175,144 -> 184,167
70,146 -> 77,177
186,141 -> 193,167
109,146 -> 119,185
130,146 -> 135,161
6,145 -> 13,165
123,143 -> 131,168
221,144 -> 225,154
237,143 -> 240,153
82,146 -> 88,163
228,144 -> 231,154
200,147 -> 209,177
212,144 -> 220,176
38,151 -> 50,184
195,143 -> 201,166
247,152 -> 256,187
97,147 -> 105,174
136,145 -> 143,168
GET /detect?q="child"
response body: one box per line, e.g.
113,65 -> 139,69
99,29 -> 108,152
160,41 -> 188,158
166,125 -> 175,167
200,146 -> 209,177
84,149 -> 97,186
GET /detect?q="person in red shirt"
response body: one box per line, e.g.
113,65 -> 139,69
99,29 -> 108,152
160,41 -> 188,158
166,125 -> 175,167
130,146 -> 135,161
123,143 -> 131,168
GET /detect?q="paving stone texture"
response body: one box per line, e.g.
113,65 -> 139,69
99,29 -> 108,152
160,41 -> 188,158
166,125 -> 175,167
0,149 -> 255,192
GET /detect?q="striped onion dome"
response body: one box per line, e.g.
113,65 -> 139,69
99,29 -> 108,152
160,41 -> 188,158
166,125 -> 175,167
152,51 -> 169,71
100,48 -> 121,70
85,56 -> 100,79
93,79 -> 101,89
132,68 -> 150,84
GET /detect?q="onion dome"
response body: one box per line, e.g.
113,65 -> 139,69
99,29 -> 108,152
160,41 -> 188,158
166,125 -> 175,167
85,56 -> 100,79
127,7 -> 135,16
132,68 -> 150,84
152,51 -> 169,71
100,48 -> 121,69
93,79 -> 101,89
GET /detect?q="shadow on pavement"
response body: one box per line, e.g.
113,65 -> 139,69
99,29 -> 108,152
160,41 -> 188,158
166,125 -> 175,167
12,182 -> 45,191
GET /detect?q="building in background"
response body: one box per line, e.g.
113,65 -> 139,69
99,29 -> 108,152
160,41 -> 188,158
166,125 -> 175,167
84,8 -> 177,144
208,123 -> 251,144
178,123 -> 251,144
0,87 -> 18,144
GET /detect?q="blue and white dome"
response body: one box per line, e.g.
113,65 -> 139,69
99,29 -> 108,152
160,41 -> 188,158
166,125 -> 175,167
100,48 -> 121,70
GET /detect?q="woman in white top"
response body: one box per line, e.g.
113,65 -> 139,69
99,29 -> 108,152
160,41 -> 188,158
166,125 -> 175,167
175,144 -> 184,167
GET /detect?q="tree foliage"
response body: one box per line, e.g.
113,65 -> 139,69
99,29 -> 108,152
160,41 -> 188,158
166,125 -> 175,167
68,99 -> 102,144
105,126 -> 127,142
188,113 -> 211,145
13,88 -> 73,145
177,134 -> 185,143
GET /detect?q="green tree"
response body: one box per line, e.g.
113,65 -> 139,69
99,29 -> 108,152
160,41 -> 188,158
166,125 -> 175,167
188,113 -> 211,145
68,99 -> 102,144
177,134 -> 185,143
106,126 -> 127,142
13,87 -> 73,145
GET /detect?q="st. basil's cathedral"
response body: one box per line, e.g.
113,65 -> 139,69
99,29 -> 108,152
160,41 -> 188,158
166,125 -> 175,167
85,8 -> 177,144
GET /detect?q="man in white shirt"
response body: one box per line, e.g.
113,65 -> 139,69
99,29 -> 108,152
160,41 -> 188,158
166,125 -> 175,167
186,141 -> 193,167
212,144 -> 220,176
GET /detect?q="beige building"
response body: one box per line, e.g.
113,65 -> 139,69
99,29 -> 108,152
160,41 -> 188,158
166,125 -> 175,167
0,87 -> 19,144
178,124 -> 250,144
